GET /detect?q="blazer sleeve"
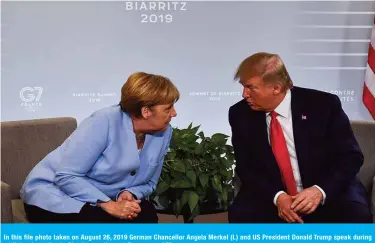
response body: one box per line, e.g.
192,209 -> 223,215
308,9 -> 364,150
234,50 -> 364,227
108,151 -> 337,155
54,112 -> 111,204
229,106 -> 284,202
316,95 -> 364,201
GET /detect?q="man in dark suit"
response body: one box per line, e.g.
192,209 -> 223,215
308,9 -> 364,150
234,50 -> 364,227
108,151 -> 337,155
228,52 -> 372,223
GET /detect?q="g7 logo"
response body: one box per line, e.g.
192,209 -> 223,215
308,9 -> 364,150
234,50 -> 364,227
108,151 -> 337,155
20,87 -> 43,102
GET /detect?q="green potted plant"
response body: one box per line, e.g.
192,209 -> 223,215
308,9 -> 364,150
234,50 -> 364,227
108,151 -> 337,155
151,123 -> 235,223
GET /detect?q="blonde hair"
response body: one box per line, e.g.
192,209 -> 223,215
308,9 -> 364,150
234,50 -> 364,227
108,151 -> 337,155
120,72 -> 180,118
234,52 -> 293,92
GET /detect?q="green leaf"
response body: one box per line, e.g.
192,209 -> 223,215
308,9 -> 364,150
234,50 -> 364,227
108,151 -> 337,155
219,168 -> 228,177
211,154 -> 219,162
225,145 -> 234,153
212,133 -> 229,140
222,189 -> 228,203
198,131 -> 205,139
173,199 -> 183,216
186,171 -> 196,187
158,196 -> 169,208
188,191 -> 199,213
181,191 -> 190,208
167,150 -> 176,160
173,162 -> 186,172
189,204 -> 200,222
212,175 -> 223,192
191,125 -> 200,135
162,174 -> 171,185
184,159 -> 194,171
194,144 -> 203,155
226,153 -> 235,162
211,133 -> 229,145
213,175 -> 221,185
170,180 -> 192,188
199,174 -> 209,188
180,133 -> 189,140
226,170 -> 233,181
220,158 -> 234,168
171,171 -> 184,179
156,181 -> 169,194
180,191 -> 199,213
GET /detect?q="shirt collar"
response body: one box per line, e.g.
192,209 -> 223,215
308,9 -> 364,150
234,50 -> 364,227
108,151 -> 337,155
267,89 -> 291,119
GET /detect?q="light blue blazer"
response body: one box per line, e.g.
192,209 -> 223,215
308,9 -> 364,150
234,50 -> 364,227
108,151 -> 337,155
20,105 -> 172,214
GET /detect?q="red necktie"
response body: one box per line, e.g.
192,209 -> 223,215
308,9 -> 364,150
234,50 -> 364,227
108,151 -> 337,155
270,111 -> 298,196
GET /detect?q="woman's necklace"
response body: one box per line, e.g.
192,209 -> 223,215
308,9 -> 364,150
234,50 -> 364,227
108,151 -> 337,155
135,134 -> 145,142
136,134 -> 145,150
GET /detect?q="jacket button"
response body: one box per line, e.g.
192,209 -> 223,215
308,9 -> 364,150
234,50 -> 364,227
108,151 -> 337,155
130,170 -> 136,176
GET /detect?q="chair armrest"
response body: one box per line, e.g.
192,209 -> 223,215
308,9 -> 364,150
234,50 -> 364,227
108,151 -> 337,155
371,178 -> 375,222
1,181 -> 13,222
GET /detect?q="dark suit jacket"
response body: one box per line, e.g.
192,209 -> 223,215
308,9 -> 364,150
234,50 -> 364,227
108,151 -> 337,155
229,86 -> 367,207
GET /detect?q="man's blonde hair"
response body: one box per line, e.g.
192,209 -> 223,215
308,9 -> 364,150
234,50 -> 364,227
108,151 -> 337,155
120,72 -> 180,118
234,52 -> 293,92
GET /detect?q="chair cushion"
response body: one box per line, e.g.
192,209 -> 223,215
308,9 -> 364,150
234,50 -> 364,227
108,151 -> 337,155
12,199 -> 28,223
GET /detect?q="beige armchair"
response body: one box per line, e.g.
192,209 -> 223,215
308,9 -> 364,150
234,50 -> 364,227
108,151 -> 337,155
352,120 -> 375,222
1,117 -> 77,222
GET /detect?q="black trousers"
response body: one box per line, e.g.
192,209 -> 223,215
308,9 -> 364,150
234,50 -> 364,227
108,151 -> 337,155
228,199 -> 372,223
228,185 -> 373,223
24,200 -> 158,223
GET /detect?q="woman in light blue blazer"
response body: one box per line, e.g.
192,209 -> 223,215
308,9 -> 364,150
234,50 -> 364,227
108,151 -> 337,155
21,72 -> 179,223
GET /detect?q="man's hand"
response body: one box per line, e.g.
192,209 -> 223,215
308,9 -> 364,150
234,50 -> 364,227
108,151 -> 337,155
118,191 -> 135,202
277,193 -> 304,223
291,186 -> 322,215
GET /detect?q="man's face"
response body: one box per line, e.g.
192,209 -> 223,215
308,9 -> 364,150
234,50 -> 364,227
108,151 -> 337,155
240,76 -> 276,112
146,103 -> 177,132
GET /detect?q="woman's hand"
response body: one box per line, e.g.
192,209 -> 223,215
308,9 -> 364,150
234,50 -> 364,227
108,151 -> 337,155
117,191 -> 135,202
98,200 -> 141,220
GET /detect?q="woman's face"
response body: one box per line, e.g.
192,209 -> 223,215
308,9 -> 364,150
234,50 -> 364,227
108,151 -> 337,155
145,103 -> 177,132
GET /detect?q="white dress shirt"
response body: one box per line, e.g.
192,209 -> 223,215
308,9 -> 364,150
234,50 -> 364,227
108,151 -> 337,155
266,90 -> 326,205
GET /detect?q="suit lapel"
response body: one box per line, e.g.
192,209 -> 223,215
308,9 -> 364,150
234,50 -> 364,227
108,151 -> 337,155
255,111 -> 269,148
291,88 -> 309,184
